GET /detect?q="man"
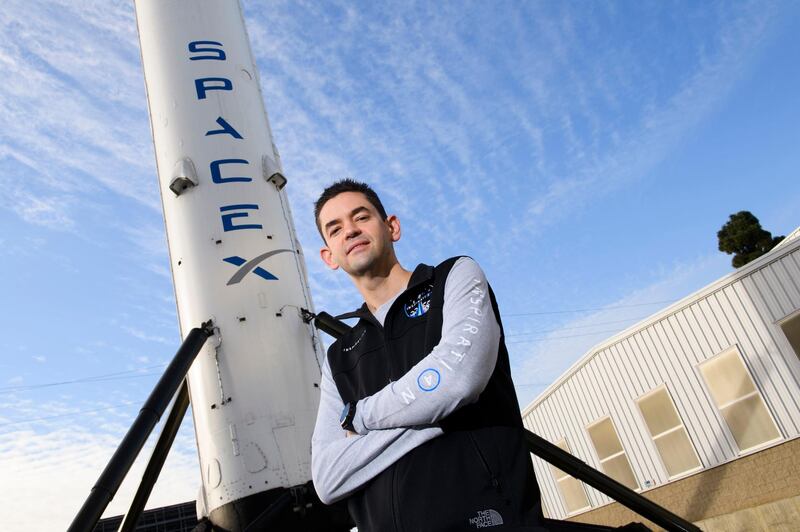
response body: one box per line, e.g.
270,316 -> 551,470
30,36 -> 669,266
311,179 -> 544,531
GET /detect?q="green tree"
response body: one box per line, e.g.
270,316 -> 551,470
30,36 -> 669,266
717,211 -> 785,268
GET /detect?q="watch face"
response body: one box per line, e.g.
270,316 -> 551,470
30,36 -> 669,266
340,403 -> 350,424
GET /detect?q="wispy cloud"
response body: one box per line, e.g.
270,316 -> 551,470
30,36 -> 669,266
121,325 -> 173,346
511,1 -> 778,238
511,253 -> 729,407
0,0 -> 157,215
0,382 -> 200,530
0,235 -> 45,258
0,422 -> 199,530
121,223 -> 174,279
0,151 -> 77,230
241,0 -> 782,301
0,0 -> 781,312
0,368 -> 200,530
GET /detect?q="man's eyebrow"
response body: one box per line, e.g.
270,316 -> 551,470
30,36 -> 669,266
349,206 -> 370,217
323,206 -> 370,233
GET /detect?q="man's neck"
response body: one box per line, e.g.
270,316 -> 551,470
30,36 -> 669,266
353,261 -> 413,313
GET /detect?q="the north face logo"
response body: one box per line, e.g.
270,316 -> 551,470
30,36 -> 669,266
468,509 -> 504,528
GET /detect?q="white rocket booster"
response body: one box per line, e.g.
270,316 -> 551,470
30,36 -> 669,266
134,0 -> 324,525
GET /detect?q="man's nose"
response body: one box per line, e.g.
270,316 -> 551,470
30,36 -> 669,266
344,222 -> 361,238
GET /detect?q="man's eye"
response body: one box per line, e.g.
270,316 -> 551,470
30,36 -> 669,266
356,215 -> 368,222
329,228 -> 340,236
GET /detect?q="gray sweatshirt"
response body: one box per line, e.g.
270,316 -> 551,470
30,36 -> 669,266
311,257 -> 501,504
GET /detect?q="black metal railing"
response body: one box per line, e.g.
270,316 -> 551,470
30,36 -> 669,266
524,430 -> 699,531
69,310 -> 702,532
118,380 -> 192,532
68,321 -> 214,532
310,310 -> 700,532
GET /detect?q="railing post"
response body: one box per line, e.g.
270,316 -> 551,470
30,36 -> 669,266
118,380 -> 192,532
67,321 -> 214,532
309,309 -> 699,531
524,430 -> 700,532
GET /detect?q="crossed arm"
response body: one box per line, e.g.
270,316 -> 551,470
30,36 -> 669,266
311,359 -> 442,504
352,258 -> 501,433
311,258 -> 501,504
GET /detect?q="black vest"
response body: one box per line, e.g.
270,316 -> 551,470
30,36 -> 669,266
327,258 -> 543,531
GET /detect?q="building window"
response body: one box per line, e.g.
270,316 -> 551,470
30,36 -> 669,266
636,386 -> 702,479
779,311 -> 800,360
548,439 -> 591,515
586,416 -> 639,491
699,347 -> 781,453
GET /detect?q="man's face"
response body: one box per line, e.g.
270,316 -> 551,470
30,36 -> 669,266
318,191 -> 400,277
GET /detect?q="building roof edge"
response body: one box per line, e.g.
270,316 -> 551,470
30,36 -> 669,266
521,226 -> 800,417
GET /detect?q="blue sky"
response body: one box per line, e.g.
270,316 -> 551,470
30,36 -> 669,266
1,0 -> 799,529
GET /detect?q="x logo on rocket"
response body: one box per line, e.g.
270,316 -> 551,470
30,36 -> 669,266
223,248 -> 293,285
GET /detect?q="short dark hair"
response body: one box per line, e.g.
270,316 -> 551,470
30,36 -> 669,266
314,179 -> 388,239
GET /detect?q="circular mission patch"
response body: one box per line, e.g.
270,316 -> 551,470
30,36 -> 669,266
417,368 -> 441,391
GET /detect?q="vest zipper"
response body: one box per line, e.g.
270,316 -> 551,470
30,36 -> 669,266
360,267 -> 434,381
366,313 -> 395,379
391,460 -> 402,532
467,432 -> 502,492
381,316 -> 395,380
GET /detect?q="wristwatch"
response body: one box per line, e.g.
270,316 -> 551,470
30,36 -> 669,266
339,402 -> 357,432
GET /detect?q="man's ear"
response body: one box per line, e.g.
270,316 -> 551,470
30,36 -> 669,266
386,214 -> 401,243
319,246 -> 339,270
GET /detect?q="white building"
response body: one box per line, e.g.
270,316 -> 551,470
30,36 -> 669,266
522,227 -> 800,524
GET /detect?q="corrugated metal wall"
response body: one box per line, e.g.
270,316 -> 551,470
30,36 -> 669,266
522,240 -> 800,519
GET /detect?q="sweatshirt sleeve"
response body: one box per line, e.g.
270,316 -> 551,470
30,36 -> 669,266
311,353 -> 443,504
352,257 -> 500,434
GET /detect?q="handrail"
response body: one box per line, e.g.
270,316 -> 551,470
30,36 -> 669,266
75,309 -> 702,531
301,309 -> 352,338
67,321 -> 214,532
118,380 -> 192,532
524,430 -> 700,532
307,309 -> 700,532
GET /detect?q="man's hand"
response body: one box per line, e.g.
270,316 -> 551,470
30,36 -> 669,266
345,430 -> 358,438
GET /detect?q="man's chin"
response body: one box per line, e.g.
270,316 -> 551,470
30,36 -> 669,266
343,264 -> 371,277
343,256 -> 377,277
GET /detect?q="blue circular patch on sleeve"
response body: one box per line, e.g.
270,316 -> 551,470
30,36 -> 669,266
417,368 -> 441,391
